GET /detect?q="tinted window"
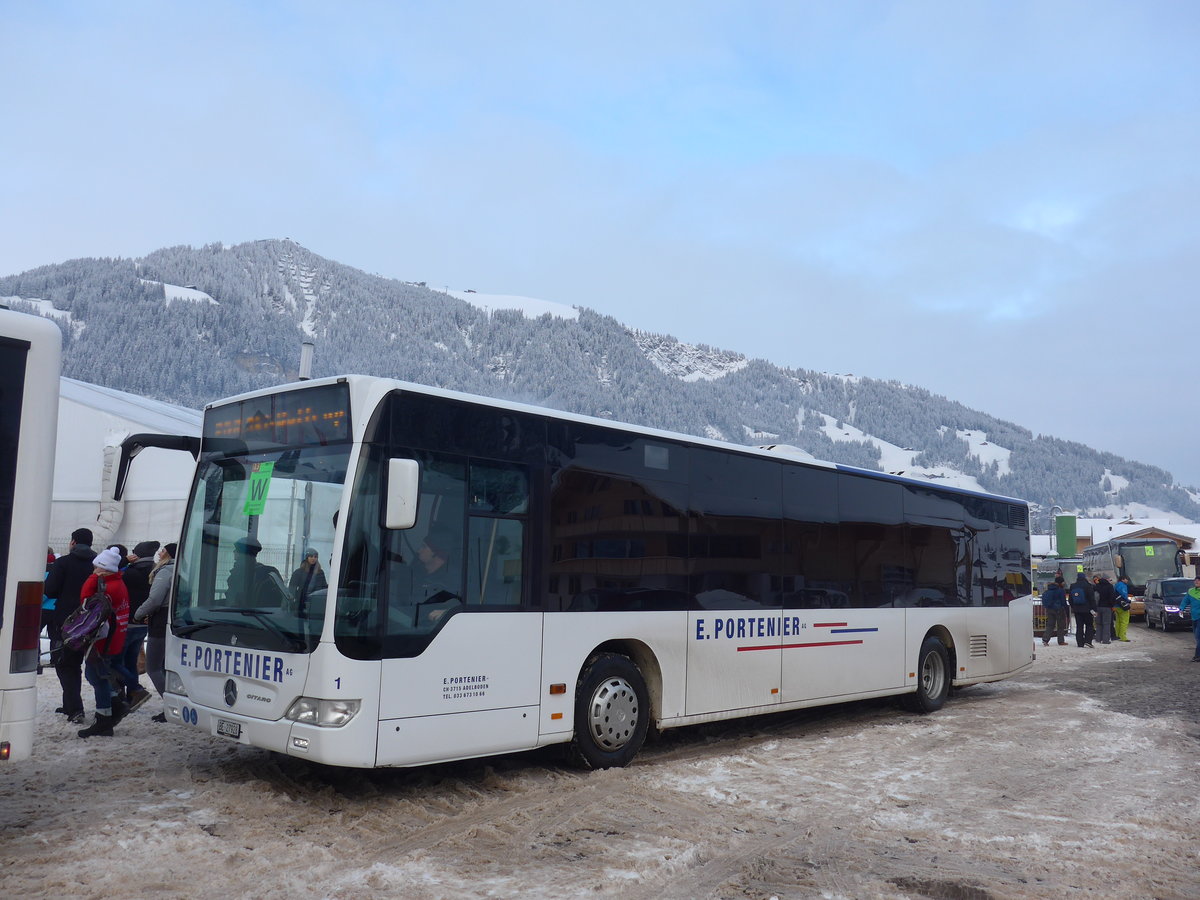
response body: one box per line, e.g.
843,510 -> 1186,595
838,474 -> 907,607
389,392 -> 546,463
549,466 -> 690,612
0,336 -> 29,613
688,449 -> 782,609
336,448 -> 468,659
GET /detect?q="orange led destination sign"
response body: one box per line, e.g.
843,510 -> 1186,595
203,383 -> 350,445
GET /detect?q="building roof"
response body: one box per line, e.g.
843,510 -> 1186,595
60,377 -> 201,435
1078,517 -> 1199,548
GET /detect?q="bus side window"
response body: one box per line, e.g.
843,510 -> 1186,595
467,462 -> 527,606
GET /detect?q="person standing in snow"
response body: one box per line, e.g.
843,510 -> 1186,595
1093,575 -> 1116,645
1040,576 -> 1069,645
43,527 -> 97,723
1068,573 -> 1096,648
1113,576 -> 1132,642
77,547 -> 140,738
1178,577 -> 1200,662
135,542 -> 175,722
118,540 -> 158,704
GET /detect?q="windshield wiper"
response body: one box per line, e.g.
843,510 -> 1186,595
201,607 -> 308,652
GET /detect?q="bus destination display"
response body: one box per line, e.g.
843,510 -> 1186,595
205,383 -> 350,445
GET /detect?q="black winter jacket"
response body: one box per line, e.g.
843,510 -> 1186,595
43,544 -> 97,627
123,558 -> 155,617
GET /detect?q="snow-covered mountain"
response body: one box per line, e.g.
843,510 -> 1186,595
2,239 -> 1196,526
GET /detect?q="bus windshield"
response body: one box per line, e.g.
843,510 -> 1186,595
1121,543 -> 1180,588
173,444 -> 349,653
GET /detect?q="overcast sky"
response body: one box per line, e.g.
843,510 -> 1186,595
3,2 -> 1197,488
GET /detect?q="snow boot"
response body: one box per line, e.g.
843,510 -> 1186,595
127,687 -> 152,712
78,713 -> 115,738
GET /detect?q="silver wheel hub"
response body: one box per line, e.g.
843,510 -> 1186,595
920,650 -> 945,697
586,676 -> 640,751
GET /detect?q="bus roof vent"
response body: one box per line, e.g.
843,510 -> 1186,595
1009,505 -> 1028,530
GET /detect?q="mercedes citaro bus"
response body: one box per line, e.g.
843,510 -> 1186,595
162,375 -> 1034,769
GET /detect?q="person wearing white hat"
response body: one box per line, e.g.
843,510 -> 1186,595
76,546 -> 135,738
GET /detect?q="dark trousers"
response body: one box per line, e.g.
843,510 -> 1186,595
1073,608 -> 1095,646
120,625 -> 148,696
1042,608 -> 1069,643
53,638 -> 85,715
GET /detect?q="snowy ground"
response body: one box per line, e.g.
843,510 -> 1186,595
3,627 -> 1198,900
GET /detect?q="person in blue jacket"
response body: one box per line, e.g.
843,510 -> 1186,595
1041,576 -> 1069,645
1113,576 -> 1132,642
1179,577 -> 1200,661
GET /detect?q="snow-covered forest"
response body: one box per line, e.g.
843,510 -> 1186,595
2,239 -> 1197,524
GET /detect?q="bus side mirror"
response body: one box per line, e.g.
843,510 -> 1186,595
1114,554 -> 1123,569
385,459 -> 420,530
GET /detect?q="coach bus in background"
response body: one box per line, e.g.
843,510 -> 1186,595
1082,537 -> 1184,620
162,375 -> 1034,770
1033,556 -> 1083,595
0,307 -> 61,762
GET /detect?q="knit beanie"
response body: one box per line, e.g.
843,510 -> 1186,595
132,540 -> 160,559
93,547 -> 122,573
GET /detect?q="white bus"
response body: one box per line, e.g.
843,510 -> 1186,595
164,376 -> 1034,769
0,307 -> 61,763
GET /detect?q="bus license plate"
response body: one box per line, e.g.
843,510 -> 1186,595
217,719 -> 241,739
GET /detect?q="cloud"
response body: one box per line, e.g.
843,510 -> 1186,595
2,2 -> 1199,486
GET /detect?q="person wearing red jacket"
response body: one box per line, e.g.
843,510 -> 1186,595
77,547 -> 132,738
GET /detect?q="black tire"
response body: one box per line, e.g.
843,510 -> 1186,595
902,636 -> 950,714
567,653 -> 649,770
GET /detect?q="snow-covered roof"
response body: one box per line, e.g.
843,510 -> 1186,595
1076,517 -> 1200,545
60,377 -> 202,435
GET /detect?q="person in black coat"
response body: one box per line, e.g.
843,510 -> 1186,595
1093,575 -> 1117,645
1068,573 -> 1097,648
117,540 -> 158,705
42,527 -> 97,722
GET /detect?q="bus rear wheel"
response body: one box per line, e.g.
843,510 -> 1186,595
568,653 -> 649,770
902,636 -> 950,714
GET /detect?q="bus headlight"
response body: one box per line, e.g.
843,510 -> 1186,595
165,669 -> 188,697
284,697 -> 361,727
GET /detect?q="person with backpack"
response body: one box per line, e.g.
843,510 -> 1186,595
77,547 -> 135,738
1114,576 -> 1133,642
1068,573 -> 1096,648
1041,576 -> 1069,645
43,527 -> 97,724
1093,575 -> 1117,644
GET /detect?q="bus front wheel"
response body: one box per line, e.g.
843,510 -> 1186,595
568,653 -> 650,770
902,636 -> 950,714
